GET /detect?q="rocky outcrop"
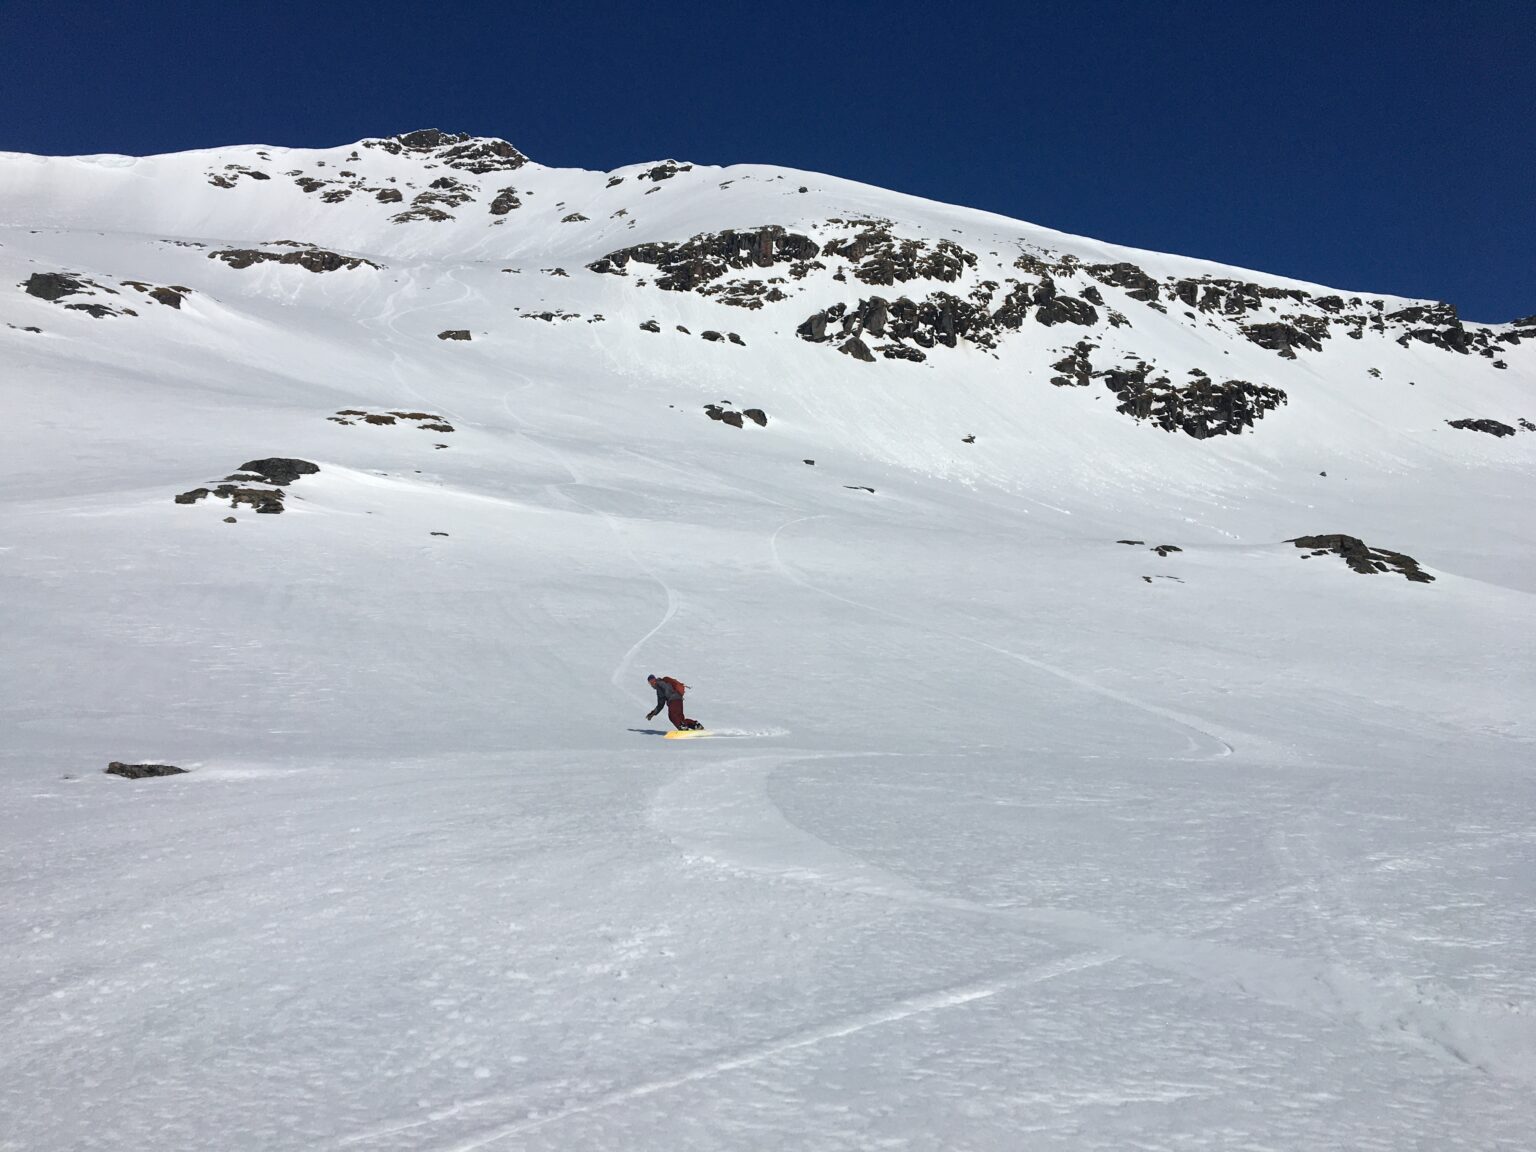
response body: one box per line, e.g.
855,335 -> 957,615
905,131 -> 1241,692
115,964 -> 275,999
588,226 -> 822,296
23,272 -> 92,302
122,281 -> 190,309
839,336 -> 875,362
361,130 -> 527,173
328,409 -> 455,434
703,403 -> 760,428
239,458 -> 319,485
175,459 -> 318,515
488,187 -> 522,214
1289,535 -> 1433,583
106,761 -> 186,779
1050,341 -> 1098,387
799,280 -> 1094,362
176,484 -> 285,514
637,161 -> 692,181
1102,363 -> 1286,438
438,329 -> 471,341
1241,320 -> 1325,359
21,272 -> 142,317
210,246 -> 380,273
1030,277 -> 1099,327
819,219 -> 977,286
1085,262 -> 1160,302
1446,418 -> 1517,437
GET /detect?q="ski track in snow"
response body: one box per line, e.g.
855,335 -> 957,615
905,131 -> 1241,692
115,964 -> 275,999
493,374 -> 685,702
336,952 -> 1116,1151
651,753 -> 1536,1085
768,514 -> 1238,761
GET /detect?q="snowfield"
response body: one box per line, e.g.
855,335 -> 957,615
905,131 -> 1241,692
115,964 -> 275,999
2,132 -> 1534,1151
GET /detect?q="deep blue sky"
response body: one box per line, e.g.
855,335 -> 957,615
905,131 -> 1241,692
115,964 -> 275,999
3,1 -> 1531,320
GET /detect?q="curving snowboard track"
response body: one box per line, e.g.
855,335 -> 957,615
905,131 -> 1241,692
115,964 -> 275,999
640,515 -> 1536,1095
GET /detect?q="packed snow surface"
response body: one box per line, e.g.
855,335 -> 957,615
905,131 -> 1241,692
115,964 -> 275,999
2,133 -> 1534,1150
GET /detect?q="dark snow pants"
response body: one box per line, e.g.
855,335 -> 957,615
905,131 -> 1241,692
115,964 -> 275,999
666,698 -> 691,729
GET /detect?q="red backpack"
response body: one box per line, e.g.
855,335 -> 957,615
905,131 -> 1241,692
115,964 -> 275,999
660,676 -> 688,696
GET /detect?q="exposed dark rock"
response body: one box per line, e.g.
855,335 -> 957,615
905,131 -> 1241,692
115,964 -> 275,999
122,281 -> 189,308
1100,360 -> 1287,438
64,303 -> 121,318
1117,540 -> 1145,545
742,408 -> 768,427
224,517 -> 237,523
638,161 -> 692,181
106,761 -> 185,779
639,319 -> 660,332
438,329 -> 471,341
390,206 -> 454,224
1241,320 -> 1325,359
1389,303 -> 1469,353
1030,277 -> 1099,327
375,188 -> 404,203
488,187 -> 521,214
362,130 -> 527,173
210,247 -> 380,273
821,221 -> 977,286
804,459 -> 815,465
588,226 -> 820,297
23,272 -> 90,301
1085,262 -> 1161,302
1288,534 -> 1433,582
728,332 -> 745,345
1050,341 -> 1098,387
1520,419 -> 1536,432
839,336 -> 875,362
239,458 -> 319,485
175,488 -> 210,505
1152,545 -> 1182,557
561,212 -> 588,223
704,404 -> 744,428
1446,418 -> 1516,437
802,291 -> 1012,357
844,486 -> 875,493
961,434 -> 975,444
701,330 -> 723,342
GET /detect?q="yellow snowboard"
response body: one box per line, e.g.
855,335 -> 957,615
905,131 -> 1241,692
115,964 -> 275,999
664,729 -> 712,739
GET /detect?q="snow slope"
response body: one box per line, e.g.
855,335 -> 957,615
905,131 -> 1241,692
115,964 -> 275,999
2,131 -> 1534,1151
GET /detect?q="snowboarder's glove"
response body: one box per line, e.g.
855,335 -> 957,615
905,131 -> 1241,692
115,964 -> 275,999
646,708 -> 660,720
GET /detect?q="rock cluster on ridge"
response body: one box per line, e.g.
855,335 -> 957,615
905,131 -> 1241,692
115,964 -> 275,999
5,128 -> 1531,455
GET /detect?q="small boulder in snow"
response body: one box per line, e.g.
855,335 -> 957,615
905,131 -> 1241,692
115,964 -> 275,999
106,761 -> 186,779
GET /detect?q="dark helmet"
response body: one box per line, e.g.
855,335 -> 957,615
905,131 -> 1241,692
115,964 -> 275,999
646,673 -> 658,682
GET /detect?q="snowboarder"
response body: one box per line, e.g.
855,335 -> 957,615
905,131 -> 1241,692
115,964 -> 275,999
646,674 -> 702,730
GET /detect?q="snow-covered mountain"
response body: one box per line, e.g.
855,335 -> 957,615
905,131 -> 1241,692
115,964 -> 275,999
3,129 -> 1533,1150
